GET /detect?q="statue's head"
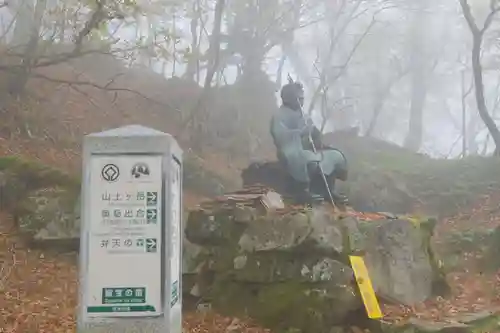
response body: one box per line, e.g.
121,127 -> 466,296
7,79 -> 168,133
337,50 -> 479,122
280,81 -> 304,111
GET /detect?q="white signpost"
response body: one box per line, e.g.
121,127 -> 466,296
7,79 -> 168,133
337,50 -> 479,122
169,156 -> 182,323
78,125 -> 183,333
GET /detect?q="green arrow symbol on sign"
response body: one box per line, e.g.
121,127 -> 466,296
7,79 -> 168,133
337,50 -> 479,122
147,209 -> 157,219
146,192 -> 157,206
146,238 -> 157,252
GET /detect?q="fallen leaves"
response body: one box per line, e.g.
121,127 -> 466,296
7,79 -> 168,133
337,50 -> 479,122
436,192 -> 500,236
382,270 -> 500,323
0,213 -> 271,333
382,193 -> 500,324
183,313 -> 272,333
0,214 -> 77,333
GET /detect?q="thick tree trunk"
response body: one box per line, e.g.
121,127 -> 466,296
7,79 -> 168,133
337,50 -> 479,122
365,87 -> 391,137
181,0 -> 226,148
8,0 -> 48,96
471,35 -> 500,155
184,0 -> 201,81
365,69 -> 408,137
10,0 -> 35,49
404,0 -> 429,152
404,62 -> 427,151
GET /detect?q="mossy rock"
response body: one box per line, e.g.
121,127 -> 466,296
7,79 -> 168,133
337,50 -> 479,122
185,208 -> 251,246
14,187 -> 80,251
222,252 -> 353,283
186,202 -> 447,305
209,278 -> 361,333
185,206 -> 347,256
356,216 -> 448,304
0,155 -> 79,211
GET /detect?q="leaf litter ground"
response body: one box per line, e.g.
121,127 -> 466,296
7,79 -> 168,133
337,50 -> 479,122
382,193 -> 500,325
0,214 -> 271,333
2,122 -> 500,330
3,199 -> 500,333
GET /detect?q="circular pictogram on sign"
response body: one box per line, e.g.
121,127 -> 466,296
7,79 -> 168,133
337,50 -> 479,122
101,163 -> 120,182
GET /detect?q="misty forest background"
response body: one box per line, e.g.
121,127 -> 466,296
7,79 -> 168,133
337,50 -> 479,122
1,0 -> 500,166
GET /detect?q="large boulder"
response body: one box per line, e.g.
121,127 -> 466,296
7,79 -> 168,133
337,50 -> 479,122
15,187 -> 80,251
0,156 -> 79,212
358,217 -> 447,304
184,190 -> 447,333
0,156 -> 80,250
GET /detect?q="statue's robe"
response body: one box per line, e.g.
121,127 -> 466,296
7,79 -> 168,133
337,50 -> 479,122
270,105 -> 346,184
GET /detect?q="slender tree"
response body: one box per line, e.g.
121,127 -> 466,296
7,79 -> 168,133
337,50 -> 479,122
459,0 -> 500,155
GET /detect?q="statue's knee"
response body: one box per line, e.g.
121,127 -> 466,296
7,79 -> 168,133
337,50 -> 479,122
336,167 -> 348,181
306,162 -> 319,176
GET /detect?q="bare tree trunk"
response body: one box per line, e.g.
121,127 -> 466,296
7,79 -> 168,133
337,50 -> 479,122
480,80 -> 500,154
404,0 -> 429,151
404,61 -> 427,151
181,0 -> 226,147
461,72 -> 467,157
8,0 -> 48,96
57,2 -> 67,42
10,0 -> 35,49
184,0 -> 201,81
460,0 -> 500,155
172,13 -> 177,77
365,86 -> 392,137
365,68 -> 408,137
201,0 -> 224,90
467,114 -> 479,155
471,37 -> 500,155
460,70 -> 474,157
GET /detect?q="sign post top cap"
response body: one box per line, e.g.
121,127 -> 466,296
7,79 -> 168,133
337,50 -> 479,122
86,125 -> 172,138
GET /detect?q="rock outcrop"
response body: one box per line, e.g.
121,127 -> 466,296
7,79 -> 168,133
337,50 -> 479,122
241,160 -> 416,214
184,187 -> 447,333
0,157 -> 80,250
16,188 -> 80,251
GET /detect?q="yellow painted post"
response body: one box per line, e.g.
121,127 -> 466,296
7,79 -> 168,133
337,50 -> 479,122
349,255 -> 383,319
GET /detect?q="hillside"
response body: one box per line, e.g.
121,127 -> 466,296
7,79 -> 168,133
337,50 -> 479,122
3,52 -> 500,333
0,55 -> 276,332
0,53 -> 269,204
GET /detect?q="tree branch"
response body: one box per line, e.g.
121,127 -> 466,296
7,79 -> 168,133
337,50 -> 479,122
459,0 -> 481,35
459,0 -> 499,36
307,11 -> 379,115
73,0 -> 124,54
482,0 -> 500,33
30,72 -> 178,112
0,42 -> 163,71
